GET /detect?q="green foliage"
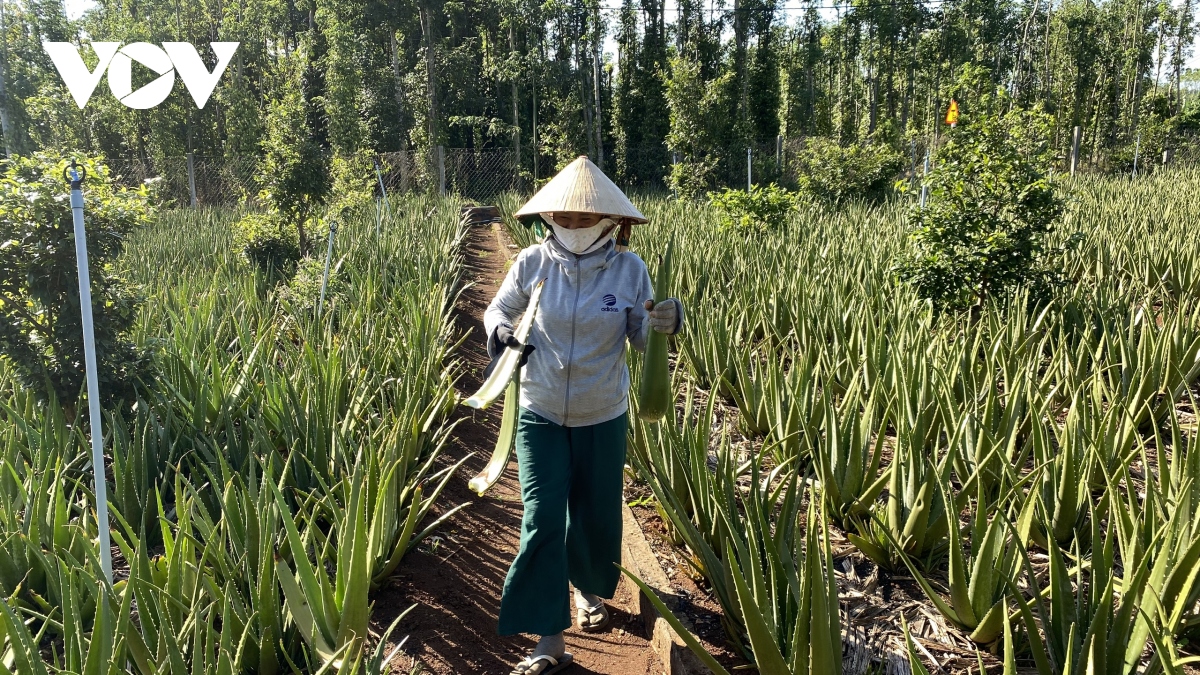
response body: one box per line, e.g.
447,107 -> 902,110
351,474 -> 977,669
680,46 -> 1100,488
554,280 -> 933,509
790,137 -> 904,204
897,67 -> 1066,313
277,253 -> 345,313
0,153 -> 153,409
258,46 -> 331,254
0,196 -> 469,674
233,212 -> 302,282
1108,93 -> 1177,173
1,0 -> 1196,189
668,156 -> 720,200
707,184 -> 797,231
665,53 -> 734,197
329,148 -> 378,214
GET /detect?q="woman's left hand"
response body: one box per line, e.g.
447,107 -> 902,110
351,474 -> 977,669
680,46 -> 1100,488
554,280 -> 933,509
644,298 -> 683,334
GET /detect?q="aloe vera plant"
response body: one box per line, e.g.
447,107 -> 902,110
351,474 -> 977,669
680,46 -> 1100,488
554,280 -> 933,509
847,414 -> 955,570
892,479 -> 1024,645
1007,502 -> 1156,675
618,474 -> 842,675
812,376 -> 888,529
8,167 -> 1200,673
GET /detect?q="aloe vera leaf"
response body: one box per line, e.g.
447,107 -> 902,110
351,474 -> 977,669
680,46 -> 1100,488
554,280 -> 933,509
275,557 -> 336,661
724,539 -> 790,675
901,615 -> 932,675
637,239 -> 675,422
469,372 -> 521,495
465,281 -> 545,409
616,564 -> 732,675
1002,603 -> 1017,675
0,593 -> 50,675
334,473 -> 371,663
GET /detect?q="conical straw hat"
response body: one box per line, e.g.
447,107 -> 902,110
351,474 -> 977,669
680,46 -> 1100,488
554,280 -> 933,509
515,156 -> 648,224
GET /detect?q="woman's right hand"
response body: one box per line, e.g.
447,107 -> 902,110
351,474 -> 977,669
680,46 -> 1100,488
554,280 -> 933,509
495,324 -> 520,349
493,325 -> 535,365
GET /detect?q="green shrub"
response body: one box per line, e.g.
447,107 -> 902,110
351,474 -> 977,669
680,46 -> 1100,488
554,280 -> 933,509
668,156 -> 720,200
791,138 -> 904,204
896,65 -> 1066,313
257,50 -> 331,254
707,184 -> 798,231
329,147 -> 377,214
277,252 -> 345,313
233,212 -> 302,282
0,153 -> 154,411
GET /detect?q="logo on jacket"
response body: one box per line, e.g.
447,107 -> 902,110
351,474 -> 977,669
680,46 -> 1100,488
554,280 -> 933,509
601,294 -> 619,312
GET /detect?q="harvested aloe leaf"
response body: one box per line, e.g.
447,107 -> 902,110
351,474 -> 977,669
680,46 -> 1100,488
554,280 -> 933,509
637,239 -> 675,421
464,280 -> 545,409
468,371 -> 521,495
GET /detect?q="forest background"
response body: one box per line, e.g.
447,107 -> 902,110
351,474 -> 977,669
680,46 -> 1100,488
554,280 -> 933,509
1,0 -> 1199,197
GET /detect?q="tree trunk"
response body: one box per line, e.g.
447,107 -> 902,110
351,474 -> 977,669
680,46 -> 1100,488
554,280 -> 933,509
391,31 -> 407,145
509,22 -> 521,164
733,0 -> 750,138
0,49 -> 11,156
593,4 -> 604,171
0,1 -> 12,156
419,4 -> 439,149
574,11 -> 595,160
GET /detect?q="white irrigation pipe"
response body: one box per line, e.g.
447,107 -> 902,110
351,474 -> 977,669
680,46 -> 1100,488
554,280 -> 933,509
746,147 -> 752,190
68,162 -> 113,584
318,220 -> 337,315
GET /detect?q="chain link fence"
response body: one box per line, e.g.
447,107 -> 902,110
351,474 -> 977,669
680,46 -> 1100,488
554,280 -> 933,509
106,155 -> 260,207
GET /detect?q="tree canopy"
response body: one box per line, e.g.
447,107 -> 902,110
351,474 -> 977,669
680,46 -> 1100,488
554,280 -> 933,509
0,0 -> 1195,187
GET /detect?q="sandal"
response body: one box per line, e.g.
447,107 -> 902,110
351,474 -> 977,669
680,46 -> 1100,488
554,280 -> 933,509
576,602 -> 610,632
508,652 -> 574,675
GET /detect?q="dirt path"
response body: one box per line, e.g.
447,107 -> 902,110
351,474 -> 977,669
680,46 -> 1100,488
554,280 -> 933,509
374,220 -> 663,675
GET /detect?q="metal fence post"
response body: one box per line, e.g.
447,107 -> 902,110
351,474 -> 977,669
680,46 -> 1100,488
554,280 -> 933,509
919,149 -> 930,209
437,145 -> 446,196
746,147 -> 752,190
1132,131 -> 1141,178
319,220 -> 337,316
186,152 -> 198,207
1070,126 -> 1081,177
373,159 -> 387,236
67,162 -> 113,584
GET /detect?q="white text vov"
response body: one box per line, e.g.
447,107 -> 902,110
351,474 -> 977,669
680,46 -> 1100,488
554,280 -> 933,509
43,42 -> 240,110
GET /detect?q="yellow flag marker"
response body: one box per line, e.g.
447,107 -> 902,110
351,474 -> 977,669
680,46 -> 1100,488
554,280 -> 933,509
945,99 -> 959,127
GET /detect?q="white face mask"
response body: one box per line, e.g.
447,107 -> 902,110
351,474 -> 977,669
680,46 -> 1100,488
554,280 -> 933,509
545,215 -> 616,255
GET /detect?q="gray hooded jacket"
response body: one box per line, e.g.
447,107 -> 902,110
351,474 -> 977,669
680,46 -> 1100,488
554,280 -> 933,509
484,235 -> 680,427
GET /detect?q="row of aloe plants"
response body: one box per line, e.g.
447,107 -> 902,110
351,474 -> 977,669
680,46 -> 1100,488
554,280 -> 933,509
0,196 -> 471,673
606,170 -> 1200,673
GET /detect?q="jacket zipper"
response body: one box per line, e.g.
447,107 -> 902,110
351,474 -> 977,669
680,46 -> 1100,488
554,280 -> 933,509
563,255 -> 580,425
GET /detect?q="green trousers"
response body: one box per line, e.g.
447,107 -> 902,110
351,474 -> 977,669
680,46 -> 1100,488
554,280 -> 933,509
496,407 -> 628,636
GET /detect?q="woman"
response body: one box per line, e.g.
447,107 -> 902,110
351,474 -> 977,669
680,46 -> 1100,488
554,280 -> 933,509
485,157 -> 684,675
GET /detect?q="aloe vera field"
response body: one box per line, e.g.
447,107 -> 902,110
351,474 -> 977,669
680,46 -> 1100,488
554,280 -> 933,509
505,168 -> 1200,674
0,194 -> 474,674
3,165 -> 1200,675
